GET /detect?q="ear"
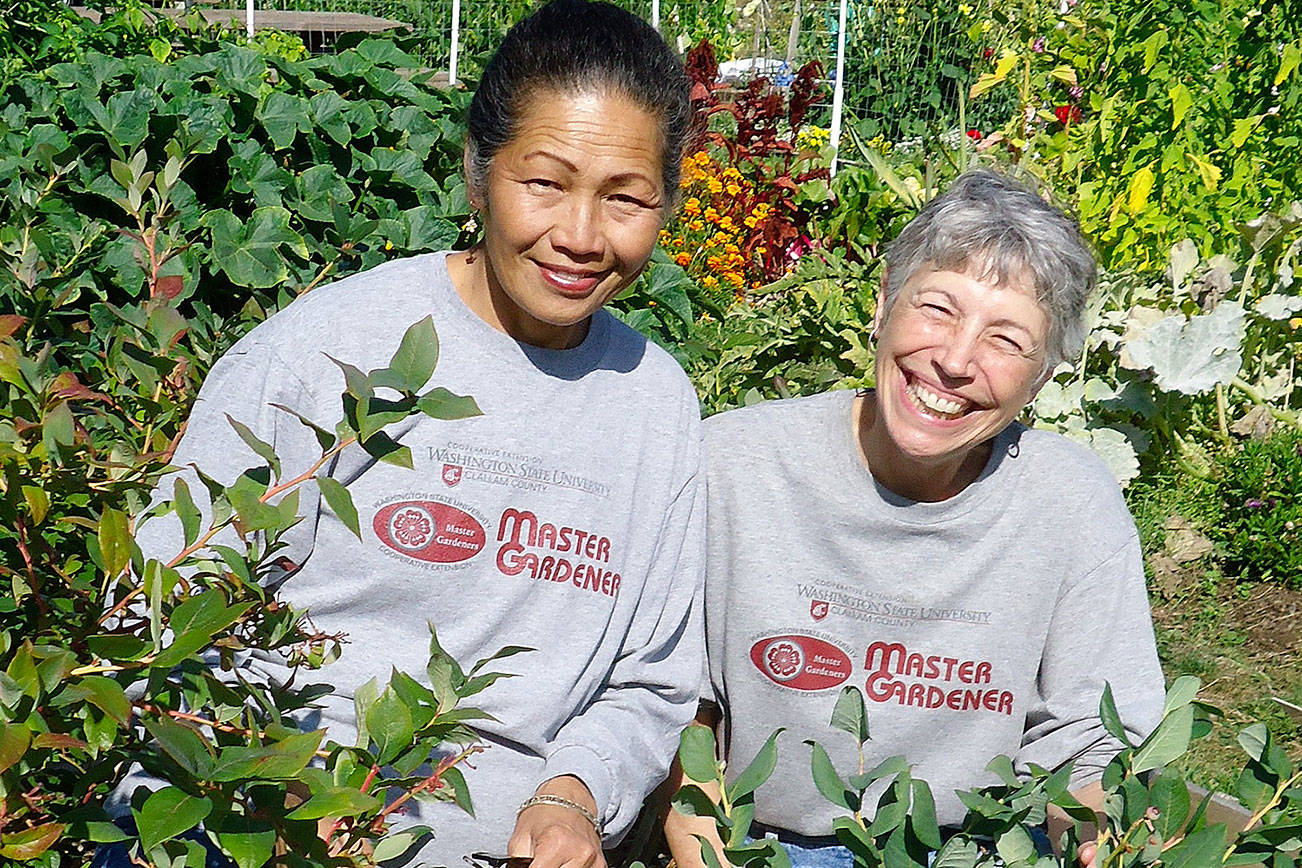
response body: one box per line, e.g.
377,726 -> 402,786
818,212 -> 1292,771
872,267 -> 889,338
463,142 -> 484,211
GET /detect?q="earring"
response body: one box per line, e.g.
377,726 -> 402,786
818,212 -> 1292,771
463,211 -> 479,233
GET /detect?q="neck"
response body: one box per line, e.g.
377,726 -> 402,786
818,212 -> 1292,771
447,247 -> 590,350
852,392 -> 992,503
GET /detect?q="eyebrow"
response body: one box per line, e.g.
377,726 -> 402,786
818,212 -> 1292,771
520,150 -> 659,190
914,287 -> 1040,337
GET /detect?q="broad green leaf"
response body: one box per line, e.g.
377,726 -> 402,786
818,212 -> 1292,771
366,687 -> 414,765
207,730 -> 323,781
0,722 -> 32,774
672,783 -> 723,820
868,788 -> 908,837
849,755 -> 909,790
153,593 -> 251,668
985,755 -> 1019,787
694,834 -> 725,868
144,715 -> 215,778
356,395 -> 415,444
403,206 -> 461,252
909,779 -> 942,849
75,675 -> 131,724
371,316 -> 439,394
1133,702 -> 1194,773
212,817 -> 275,868
1231,116 -> 1261,149
352,677 -> 378,748
98,507 -> 132,578
1169,84 -> 1193,129
372,825 -> 433,863
133,787 -> 212,853
1163,675 -> 1200,715
931,836 -> 980,868
678,724 -> 718,783
728,727 -> 783,802
830,685 -> 869,744
1165,825 -> 1229,868
316,476 -> 360,540
257,91 -> 310,150
1150,771 -> 1191,838
1143,31 -> 1169,72
416,388 -> 483,420
832,816 -> 876,861
0,822 -> 64,860
1187,152 -> 1222,192
225,415 -> 280,480
995,826 -> 1035,864
1237,723 -> 1269,761
285,786 -> 382,820
203,207 -> 309,289
806,740 -> 853,810
21,485 -> 48,525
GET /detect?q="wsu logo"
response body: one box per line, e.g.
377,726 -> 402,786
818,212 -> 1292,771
749,635 -> 852,691
442,464 -> 463,486
373,500 -> 485,563
810,600 -> 829,621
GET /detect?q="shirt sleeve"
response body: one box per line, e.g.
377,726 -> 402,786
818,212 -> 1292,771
133,341 -> 327,583
1015,526 -> 1166,789
536,439 -> 707,843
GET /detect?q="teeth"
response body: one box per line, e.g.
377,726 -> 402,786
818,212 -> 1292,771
907,382 -> 967,417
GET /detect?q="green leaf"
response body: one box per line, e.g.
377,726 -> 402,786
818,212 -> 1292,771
442,766 -> 474,815
212,817 -> 275,868
985,755 -> 1019,787
931,836 -> 980,868
269,403 -> 336,452
728,728 -> 783,802
1275,41 -> 1300,87
133,787 -> 212,853
1231,116 -> 1260,149
21,485 -> 49,525
678,724 -> 718,783
225,415 -> 280,480
1133,703 -> 1194,773
416,388 -> 483,420
286,786 -> 382,820
1150,771 -> 1192,839
361,430 -> 413,468
257,91 -> 310,149
207,730 -> 323,781
203,207 -> 309,289
75,675 -> 131,724
694,834 -> 725,868
366,687 -> 414,765
995,826 -> 1035,864
1164,675 -> 1200,715
172,477 -> 201,547
98,507 -> 132,578
467,645 -> 532,677
671,783 -> 722,820
316,476 -> 360,540
909,779 -> 943,849
153,592 -> 251,668
850,755 -> 909,790
1165,825 -> 1229,868
805,740 -> 853,810
1099,681 -> 1129,744
1169,83 -> 1193,129
403,206 -> 460,251
0,722 -> 32,774
144,715 -> 215,779
1237,723 -> 1268,761
1128,165 -> 1156,215
370,316 -> 438,393
372,825 -> 433,863
830,685 -> 869,745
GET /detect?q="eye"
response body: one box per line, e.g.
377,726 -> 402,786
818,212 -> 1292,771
524,178 -> 560,191
609,193 -> 655,210
992,334 -> 1025,353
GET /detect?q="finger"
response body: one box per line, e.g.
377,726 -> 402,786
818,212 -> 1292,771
1077,841 -> 1098,868
507,828 -> 534,860
530,827 -> 600,868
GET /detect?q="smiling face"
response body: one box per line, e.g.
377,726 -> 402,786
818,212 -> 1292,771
862,264 -> 1051,500
452,89 -> 666,349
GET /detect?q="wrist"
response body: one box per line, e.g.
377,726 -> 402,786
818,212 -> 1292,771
534,775 -> 598,815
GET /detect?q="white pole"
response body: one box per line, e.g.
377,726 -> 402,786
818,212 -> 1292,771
449,0 -> 461,86
828,0 -> 848,176
245,0 -> 254,38
651,0 -> 660,30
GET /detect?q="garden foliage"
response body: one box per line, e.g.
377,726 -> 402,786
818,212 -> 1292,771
675,681 -> 1302,868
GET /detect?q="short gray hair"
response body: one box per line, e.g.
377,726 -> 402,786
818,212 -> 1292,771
882,168 -> 1097,372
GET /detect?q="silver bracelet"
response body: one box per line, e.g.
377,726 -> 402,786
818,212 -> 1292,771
517,794 -> 601,834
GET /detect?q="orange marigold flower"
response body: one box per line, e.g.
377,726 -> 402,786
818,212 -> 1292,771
744,216 -> 758,229
703,207 -> 720,223
719,216 -> 736,232
702,275 -> 719,288
674,252 -> 692,267
726,272 -> 745,287
688,220 -> 705,232
706,178 -> 724,194
725,183 -> 742,196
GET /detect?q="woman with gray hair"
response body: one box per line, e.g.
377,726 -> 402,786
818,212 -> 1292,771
664,168 -> 1165,868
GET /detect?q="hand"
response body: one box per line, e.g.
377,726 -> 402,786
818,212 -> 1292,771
508,776 -> 605,868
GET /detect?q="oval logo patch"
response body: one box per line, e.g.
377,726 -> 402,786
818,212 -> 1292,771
373,501 -> 486,563
749,635 -> 852,691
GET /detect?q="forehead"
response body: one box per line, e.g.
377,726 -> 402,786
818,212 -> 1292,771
500,89 -> 663,182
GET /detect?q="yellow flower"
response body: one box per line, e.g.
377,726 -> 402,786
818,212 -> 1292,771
727,272 -> 745,287
688,219 -> 705,232
702,276 -> 719,288
706,177 -> 724,194
744,215 -> 758,229
704,207 -> 720,223
719,216 -> 736,232
1291,316 -> 1302,329
725,183 -> 742,196
706,254 -> 723,270
684,198 -> 702,216
958,2 -> 972,14
385,240 -> 394,250
722,166 -> 742,180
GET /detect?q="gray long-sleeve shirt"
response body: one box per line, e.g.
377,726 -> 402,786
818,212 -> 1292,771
133,252 -> 706,860
703,389 -> 1163,833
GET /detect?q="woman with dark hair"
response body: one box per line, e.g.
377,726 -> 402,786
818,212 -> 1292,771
122,3 -> 703,866
664,169 -> 1164,868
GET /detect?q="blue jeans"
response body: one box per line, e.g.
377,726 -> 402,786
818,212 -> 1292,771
752,825 -> 1053,868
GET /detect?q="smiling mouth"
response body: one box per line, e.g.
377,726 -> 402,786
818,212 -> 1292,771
905,377 -> 972,420
537,262 -> 604,295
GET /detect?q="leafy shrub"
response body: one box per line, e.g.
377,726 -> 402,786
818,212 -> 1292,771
1212,429 -> 1302,587
969,0 -> 1302,270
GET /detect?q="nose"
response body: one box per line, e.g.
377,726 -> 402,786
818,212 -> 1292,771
933,328 -> 980,382
549,196 -> 604,260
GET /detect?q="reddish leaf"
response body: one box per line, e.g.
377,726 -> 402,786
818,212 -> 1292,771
49,372 -> 111,404
0,822 -> 64,860
33,732 -> 91,751
0,315 -> 27,338
153,274 -> 184,300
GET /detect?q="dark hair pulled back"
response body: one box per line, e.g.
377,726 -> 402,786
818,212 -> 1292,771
466,0 -> 691,204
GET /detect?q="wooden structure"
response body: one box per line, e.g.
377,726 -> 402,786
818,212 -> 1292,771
72,6 -> 409,52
